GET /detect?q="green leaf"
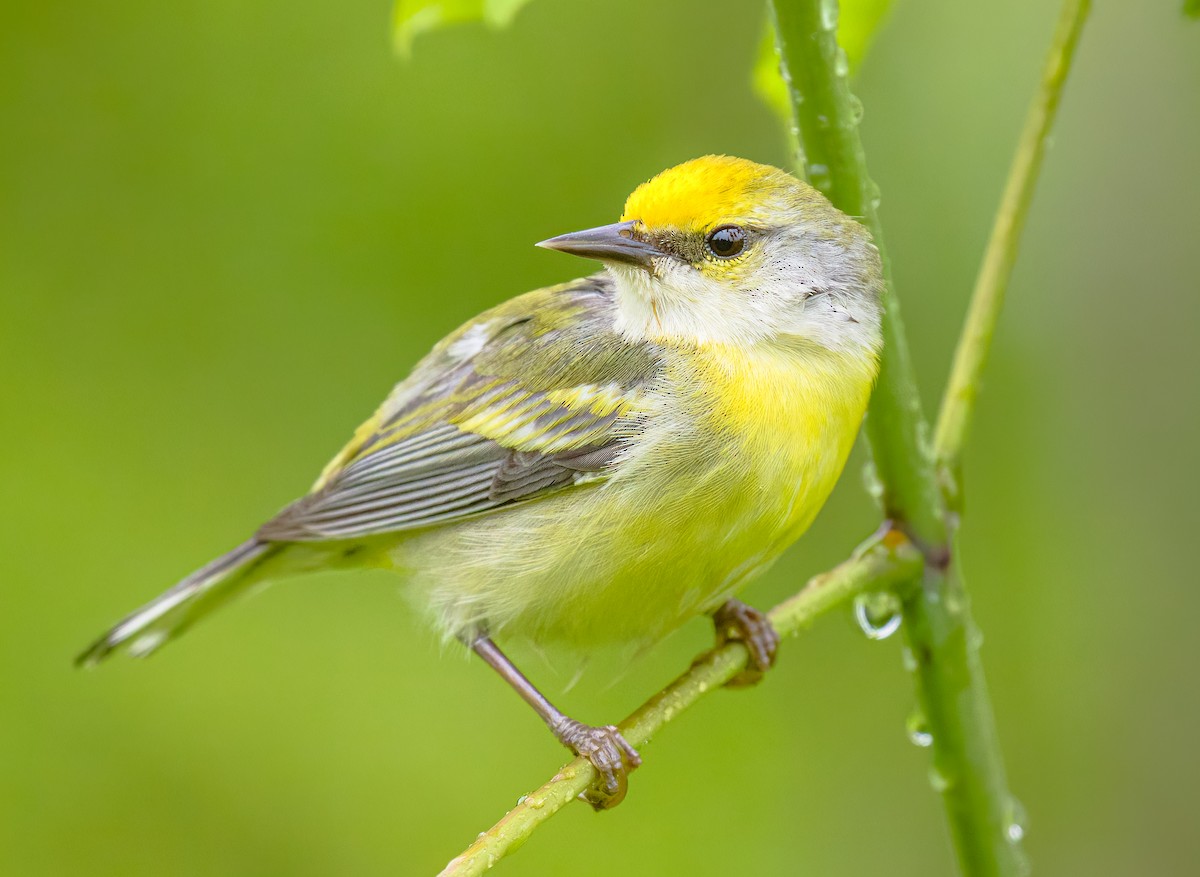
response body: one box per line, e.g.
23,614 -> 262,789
754,0 -> 894,125
1186,0 -> 1200,19
837,0 -> 894,69
392,0 -> 534,55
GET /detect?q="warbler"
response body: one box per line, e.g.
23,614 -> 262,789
79,156 -> 883,808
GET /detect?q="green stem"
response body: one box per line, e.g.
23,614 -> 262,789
771,0 -> 944,544
769,1 -> 1091,874
934,0 -> 1091,503
899,564 -> 1020,876
438,536 -> 923,877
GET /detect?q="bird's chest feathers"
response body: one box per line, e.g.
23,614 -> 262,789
692,342 -> 875,533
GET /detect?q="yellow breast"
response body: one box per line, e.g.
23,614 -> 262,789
697,339 -> 878,544
395,337 -> 878,648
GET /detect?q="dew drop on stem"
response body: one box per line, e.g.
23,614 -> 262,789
1005,795 -> 1028,844
928,765 -> 952,793
848,93 -> 864,124
906,709 -> 932,748
834,48 -> 850,79
862,459 -> 884,505
854,590 -> 902,640
819,0 -> 839,31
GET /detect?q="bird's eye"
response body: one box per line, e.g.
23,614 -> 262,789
706,225 -> 746,259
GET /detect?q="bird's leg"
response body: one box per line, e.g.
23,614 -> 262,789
711,598 -> 780,688
465,634 -> 641,810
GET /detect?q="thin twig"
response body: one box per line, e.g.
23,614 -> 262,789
438,533 -> 923,877
934,0 -> 1092,506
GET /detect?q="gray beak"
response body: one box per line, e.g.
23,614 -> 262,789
536,220 -> 665,270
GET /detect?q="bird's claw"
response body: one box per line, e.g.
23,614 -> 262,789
713,598 -> 779,688
553,718 -> 641,810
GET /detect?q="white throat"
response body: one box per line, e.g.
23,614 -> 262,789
606,261 -> 881,354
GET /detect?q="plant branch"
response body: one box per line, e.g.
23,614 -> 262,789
438,533 -> 923,877
768,1 -> 1094,874
431,0 -> 1090,872
770,0 -> 945,544
934,0 -> 1091,503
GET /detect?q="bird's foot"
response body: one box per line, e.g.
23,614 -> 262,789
551,718 -> 641,810
712,598 -> 779,688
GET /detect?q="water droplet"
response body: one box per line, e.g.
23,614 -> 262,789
854,591 -> 902,640
944,588 -> 963,615
865,180 -> 883,212
862,460 -> 884,505
969,625 -> 985,652
516,795 -> 527,805
834,48 -> 850,78
901,646 -> 918,672
915,418 -> 934,461
1005,796 -> 1028,844
815,113 -> 830,129
820,0 -> 839,31
526,795 -> 546,810
906,710 -> 932,747
807,162 -> 832,195
928,766 -> 952,793
848,94 -> 864,124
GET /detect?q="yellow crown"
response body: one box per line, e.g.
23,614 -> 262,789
620,155 -> 798,231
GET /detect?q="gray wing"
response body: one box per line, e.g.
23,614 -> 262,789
256,276 -> 662,542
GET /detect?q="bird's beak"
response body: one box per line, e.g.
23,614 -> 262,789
536,220 -> 665,270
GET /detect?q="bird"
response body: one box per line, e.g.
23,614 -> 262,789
78,155 -> 884,808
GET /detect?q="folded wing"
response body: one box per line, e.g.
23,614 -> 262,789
258,276 -> 661,542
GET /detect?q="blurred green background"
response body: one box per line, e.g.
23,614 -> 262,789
2,1 -> 1198,874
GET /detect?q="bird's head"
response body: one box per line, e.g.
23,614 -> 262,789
539,155 -> 883,352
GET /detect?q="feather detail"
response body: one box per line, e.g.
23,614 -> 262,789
257,276 -> 663,542
76,540 -> 273,666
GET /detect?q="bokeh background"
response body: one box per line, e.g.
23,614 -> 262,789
2,1 -> 1198,874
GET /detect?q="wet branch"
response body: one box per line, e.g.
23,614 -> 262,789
432,0 -> 1090,872
770,1 -> 1090,875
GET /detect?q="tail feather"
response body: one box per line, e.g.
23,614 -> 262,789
77,539 -> 276,667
